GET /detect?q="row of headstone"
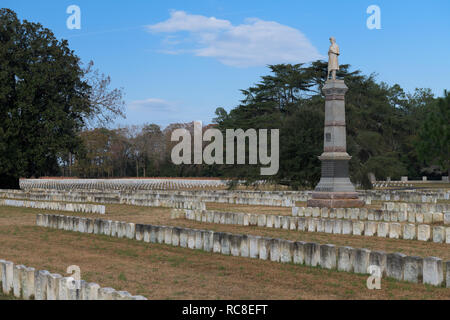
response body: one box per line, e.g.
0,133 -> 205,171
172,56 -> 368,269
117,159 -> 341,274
292,206 -> 448,224
19,178 -> 442,195
12,179 -> 450,204
120,192 -> 293,207
20,178 -> 229,191
0,260 -> 146,300
119,197 -> 206,210
37,213 -> 449,287
0,191 -> 205,211
374,176 -> 449,184
0,189 -> 294,207
382,202 -> 450,213
8,181 -> 450,207
361,189 -> 449,203
0,199 -> 105,214
373,182 -> 414,188
180,209 -> 450,243
3,187 -> 308,200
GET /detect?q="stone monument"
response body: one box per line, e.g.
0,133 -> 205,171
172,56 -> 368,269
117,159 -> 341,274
307,37 -> 364,208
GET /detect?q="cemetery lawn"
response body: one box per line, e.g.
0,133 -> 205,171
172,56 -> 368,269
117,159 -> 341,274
0,205 -> 449,300
207,203 -> 293,216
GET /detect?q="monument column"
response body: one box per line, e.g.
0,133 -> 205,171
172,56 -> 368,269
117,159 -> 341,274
307,37 -> 364,208
307,80 -> 364,208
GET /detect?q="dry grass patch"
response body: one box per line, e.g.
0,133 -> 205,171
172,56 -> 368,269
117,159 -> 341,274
206,203 -> 293,216
2,205 -> 449,260
0,223 -> 449,299
1,205 -> 449,300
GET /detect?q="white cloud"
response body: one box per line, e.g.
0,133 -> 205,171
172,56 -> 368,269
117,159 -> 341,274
148,10 -> 231,33
147,11 -> 323,67
128,98 -> 175,112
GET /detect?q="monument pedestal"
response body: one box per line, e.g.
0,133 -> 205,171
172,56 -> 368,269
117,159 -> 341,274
307,79 -> 364,208
308,192 -> 364,208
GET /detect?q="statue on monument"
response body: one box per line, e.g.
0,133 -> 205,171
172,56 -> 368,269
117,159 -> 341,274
327,37 -> 339,80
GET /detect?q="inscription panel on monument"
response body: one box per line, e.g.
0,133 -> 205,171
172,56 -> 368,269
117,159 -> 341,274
321,160 -> 349,178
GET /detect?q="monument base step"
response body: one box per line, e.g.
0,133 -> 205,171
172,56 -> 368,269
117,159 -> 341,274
307,192 -> 365,208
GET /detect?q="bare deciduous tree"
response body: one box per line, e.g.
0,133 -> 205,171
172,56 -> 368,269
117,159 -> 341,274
82,60 -> 126,127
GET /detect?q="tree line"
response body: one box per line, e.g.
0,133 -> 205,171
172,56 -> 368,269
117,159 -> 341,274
1,8 -> 448,189
60,122 -> 220,179
64,62 -> 448,189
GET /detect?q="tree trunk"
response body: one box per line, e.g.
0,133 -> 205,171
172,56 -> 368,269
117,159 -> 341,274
69,152 -> 72,177
136,159 -> 139,178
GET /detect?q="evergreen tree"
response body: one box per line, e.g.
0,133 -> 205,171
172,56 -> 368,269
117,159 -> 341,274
0,9 -> 123,187
416,91 -> 450,177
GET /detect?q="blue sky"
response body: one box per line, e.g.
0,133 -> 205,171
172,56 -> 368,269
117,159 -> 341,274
3,0 -> 450,128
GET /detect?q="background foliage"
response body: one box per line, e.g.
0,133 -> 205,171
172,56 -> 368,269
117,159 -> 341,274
0,9 -> 448,189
